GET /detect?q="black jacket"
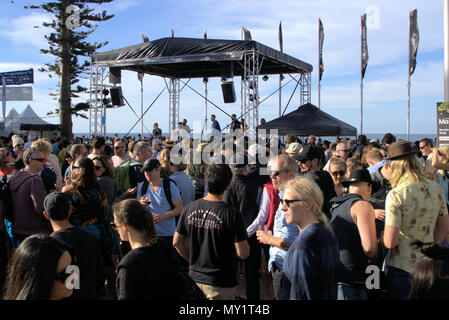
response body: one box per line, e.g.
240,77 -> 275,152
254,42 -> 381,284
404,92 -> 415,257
225,174 -> 261,229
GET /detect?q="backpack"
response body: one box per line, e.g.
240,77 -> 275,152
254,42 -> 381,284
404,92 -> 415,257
0,175 -> 13,223
141,178 -> 177,210
114,160 -> 142,196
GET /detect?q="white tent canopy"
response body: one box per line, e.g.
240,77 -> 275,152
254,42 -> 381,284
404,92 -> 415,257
5,105 -> 53,131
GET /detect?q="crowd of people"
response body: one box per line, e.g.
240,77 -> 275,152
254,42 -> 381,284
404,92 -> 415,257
0,127 -> 448,300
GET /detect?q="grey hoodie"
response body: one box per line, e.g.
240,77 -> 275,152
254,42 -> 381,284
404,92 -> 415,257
10,170 -> 51,235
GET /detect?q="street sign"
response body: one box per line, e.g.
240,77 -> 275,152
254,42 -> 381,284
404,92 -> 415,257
437,102 -> 449,146
0,86 -> 33,101
0,69 -> 34,85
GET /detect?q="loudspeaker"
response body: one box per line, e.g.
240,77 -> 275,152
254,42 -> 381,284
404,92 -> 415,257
221,81 -> 236,103
109,67 -> 121,84
110,87 -> 125,106
220,61 -> 234,79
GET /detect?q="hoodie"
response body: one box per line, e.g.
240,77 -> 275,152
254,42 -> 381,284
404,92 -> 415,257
10,170 -> 51,235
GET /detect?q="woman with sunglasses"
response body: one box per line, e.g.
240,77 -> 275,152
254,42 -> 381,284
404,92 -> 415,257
89,154 -> 116,205
281,176 -> 339,300
63,156 -> 118,297
3,234 -> 74,300
112,199 -> 179,300
328,156 -> 347,197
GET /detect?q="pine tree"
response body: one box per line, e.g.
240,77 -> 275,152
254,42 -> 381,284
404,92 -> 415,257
25,0 -> 114,138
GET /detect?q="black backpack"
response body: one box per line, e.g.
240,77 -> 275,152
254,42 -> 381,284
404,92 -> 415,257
141,178 -> 177,210
0,175 -> 13,223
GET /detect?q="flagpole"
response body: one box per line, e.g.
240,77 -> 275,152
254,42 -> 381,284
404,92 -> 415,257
408,12 -> 411,142
279,21 -> 282,116
318,18 -> 321,110
360,17 -> 364,135
445,0 -> 449,102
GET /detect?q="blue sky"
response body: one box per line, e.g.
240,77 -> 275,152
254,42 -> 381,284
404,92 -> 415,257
0,0 -> 445,135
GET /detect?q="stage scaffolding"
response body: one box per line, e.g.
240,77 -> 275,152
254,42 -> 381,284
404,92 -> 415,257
89,37 -> 313,137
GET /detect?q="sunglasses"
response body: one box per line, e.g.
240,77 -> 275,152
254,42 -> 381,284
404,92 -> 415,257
270,170 -> 287,177
280,198 -> 305,208
114,146 -> 123,150
331,171 -> 346,177
337,149 -> 350,153
94,165 -> 104,171
110,221 -> 122,231
31,158 -> 46,163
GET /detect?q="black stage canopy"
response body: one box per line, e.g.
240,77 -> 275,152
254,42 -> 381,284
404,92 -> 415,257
257,103 -> 357,136
20,123 -> 61,131
91,37 -> 313,78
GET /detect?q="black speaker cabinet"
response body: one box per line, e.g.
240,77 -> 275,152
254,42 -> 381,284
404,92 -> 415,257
221,81 -> 236,103
110,87 -> 125,106
109,67 -> 121,84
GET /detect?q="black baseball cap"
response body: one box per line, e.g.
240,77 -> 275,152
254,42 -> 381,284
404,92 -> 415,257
43,192 -> 72,220
141,158 -> 160,172
293,145 -> 321,162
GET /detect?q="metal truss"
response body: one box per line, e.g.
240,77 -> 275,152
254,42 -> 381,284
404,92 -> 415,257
241,50 -> 263,131
89,63 -> 112,137
299,72 -> 312,106
168,78 -> 180,134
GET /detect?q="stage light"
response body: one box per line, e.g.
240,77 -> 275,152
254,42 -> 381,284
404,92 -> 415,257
221,77 -> 227,83
262,75 -> 269,81
102,89 -> 109,96
248,81 -> 255,90
203,77 -> 208,83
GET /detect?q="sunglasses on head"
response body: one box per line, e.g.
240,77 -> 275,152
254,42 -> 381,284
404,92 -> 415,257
280,198 -> 305,208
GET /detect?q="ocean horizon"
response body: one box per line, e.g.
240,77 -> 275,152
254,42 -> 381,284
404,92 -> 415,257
73,132 -> 437,143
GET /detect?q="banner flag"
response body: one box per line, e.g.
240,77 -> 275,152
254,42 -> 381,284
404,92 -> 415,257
409,9 -> 419,76
2,75 -> 6,121
361,14 -> 369,79
141,34 -> 149,43
242,27 -> 252,41
319,18 -> 324,81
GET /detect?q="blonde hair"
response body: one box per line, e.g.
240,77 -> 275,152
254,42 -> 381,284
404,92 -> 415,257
31,138 -> 52,155
329,155 -> 347,171
390,154 -> 425,188
284,176 -> 333,233
437,145 -> 449,176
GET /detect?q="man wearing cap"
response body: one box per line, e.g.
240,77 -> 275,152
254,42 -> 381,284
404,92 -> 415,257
382,141 -> 449,300
137,159 -> 183,247
294,144 -> 336,219
329,169 -> 378,300
11,135 -> 24,160
225,153 -> 262,300
43,192 -> 105,299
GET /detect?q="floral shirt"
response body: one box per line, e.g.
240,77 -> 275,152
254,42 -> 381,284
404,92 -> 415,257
385,177 -> 448,273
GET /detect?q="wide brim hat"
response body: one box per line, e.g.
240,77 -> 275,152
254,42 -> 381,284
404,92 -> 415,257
341,169 -> 373,187
163,138 -> 175,147
285,142 -> 302,155
386,141 -> 416,160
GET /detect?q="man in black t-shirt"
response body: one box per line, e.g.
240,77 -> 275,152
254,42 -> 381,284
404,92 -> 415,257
174,164 -> 249,300
43,192 -> 105,300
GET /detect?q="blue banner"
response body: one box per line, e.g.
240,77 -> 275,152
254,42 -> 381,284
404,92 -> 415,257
0,69 -> 34,85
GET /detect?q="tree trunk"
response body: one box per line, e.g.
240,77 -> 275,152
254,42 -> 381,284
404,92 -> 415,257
59,0 -> 73,138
